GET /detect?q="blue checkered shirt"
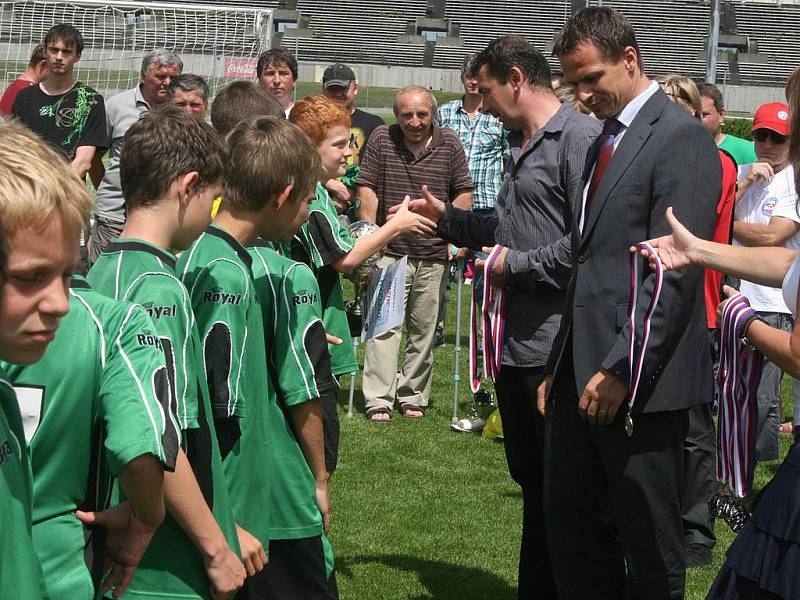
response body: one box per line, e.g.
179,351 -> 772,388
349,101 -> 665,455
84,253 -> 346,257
435,98 -> 509,210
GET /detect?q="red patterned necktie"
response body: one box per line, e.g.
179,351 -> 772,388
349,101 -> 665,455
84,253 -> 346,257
585,117 -> 623,218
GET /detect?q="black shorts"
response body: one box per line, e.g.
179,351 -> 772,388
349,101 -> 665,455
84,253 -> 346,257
235,535 -> 338,600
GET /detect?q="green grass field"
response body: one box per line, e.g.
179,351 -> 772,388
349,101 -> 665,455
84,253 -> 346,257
330,281 -> 793,599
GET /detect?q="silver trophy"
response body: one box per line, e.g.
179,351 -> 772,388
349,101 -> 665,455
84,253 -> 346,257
344,220 -> 384,334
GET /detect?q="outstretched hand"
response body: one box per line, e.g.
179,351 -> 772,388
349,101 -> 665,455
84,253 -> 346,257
629,207 -> 699,271
76,502 -> 159,598
387,184 -> 446,225
387,195 -> 437,237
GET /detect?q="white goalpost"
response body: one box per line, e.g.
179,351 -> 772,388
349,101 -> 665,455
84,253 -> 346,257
0,0 -> 273,97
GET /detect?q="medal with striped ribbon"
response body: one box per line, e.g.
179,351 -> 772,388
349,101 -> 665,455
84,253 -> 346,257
625,242 -> 665,436
469,245 -> 507,393
716,293 -> 763,498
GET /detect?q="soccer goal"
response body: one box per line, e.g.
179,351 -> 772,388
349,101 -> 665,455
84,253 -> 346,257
0,0 -> 273,97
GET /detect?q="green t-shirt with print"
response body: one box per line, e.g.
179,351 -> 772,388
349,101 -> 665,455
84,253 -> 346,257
89,239 -> 241,598
249,240 -> 338,539
3,279 -> 175,599
178,224 -> 273,548
286,182 -> 357,376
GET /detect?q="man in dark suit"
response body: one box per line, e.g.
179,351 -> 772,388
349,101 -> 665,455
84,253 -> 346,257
538,8 -> 721,599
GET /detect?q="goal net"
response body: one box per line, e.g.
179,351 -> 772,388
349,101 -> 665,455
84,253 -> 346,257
0,0 -> 273,98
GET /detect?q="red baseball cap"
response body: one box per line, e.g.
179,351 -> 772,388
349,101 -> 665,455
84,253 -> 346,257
752,102 -> 791,136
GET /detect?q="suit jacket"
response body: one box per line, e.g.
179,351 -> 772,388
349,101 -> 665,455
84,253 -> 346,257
546,89 -> 721,413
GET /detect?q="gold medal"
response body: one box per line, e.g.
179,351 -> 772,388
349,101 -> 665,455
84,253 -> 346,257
625,413 -> 634,437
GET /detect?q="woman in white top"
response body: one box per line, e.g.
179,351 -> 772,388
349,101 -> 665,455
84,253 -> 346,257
637,65 -> 800,600
638,208 -> 800,600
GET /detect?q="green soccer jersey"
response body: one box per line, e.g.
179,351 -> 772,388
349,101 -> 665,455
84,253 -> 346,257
89,239 -> 240,599
2,279 -> 175,600
178,224 -> 273,547
249,240 -> 338,539
288,182 -> 357,376
719,133 -> 758,167
0,367 -> 44,599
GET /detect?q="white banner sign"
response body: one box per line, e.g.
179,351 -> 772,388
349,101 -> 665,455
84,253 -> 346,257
361,256 -> 407,342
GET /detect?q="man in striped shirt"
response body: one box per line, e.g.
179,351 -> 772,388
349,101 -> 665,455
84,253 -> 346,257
357,86 -> 474,420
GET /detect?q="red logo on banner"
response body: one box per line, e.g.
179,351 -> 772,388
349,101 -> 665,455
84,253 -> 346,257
225,59 -> 258,79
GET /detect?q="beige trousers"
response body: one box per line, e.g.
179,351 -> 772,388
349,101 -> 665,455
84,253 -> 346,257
362,256 -> 447,412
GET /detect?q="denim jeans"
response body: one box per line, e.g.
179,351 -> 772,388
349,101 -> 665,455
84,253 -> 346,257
755,311 -> 796,461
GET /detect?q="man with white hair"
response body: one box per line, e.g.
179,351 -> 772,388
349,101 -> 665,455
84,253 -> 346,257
357,85 -> 473,421
88,48 -> 183,263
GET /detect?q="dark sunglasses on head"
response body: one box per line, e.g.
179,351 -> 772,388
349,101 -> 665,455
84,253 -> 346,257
753,129 -> 788,144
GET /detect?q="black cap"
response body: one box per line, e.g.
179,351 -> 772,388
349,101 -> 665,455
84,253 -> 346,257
322,63 -> 356,88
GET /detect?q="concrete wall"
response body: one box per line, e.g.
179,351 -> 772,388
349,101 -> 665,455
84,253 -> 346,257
718,84 -> 787,117
301,61 -> 786,116
1,42 -> 785,116
299,61 -> 464,93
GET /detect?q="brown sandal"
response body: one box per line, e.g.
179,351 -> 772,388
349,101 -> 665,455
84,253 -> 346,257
399,403 -> 425,418
366,407 -> 392,422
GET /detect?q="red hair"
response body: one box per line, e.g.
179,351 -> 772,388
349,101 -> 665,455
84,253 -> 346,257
289,95 -> 351,145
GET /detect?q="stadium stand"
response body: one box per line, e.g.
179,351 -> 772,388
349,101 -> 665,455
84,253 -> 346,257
292,0 -> 428,67
733,1 -> 800,87
7,0 -> 798,88
264,0 -> 798,88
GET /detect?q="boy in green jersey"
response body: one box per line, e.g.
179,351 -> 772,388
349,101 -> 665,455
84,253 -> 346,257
179,115 -> 323,597
8,278 -> 177,600
89,107 -> 246,599
0,122 -> 166,599
287,96 -> 435,436
248,237 -> 339,598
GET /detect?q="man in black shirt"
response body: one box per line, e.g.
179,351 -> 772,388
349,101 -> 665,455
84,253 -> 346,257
322,63 -> 383,165
322,62 -> 385,213
12,24 -> 105,181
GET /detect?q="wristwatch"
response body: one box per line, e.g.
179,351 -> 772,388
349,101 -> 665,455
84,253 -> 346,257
739,312 -> 764,350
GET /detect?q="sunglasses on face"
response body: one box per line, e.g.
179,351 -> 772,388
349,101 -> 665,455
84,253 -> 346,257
753,129 -> 788,144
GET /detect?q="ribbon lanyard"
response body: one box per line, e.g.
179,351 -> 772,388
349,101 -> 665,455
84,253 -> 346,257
469,245 -> 507,393
716,294 -> 763,498
625,242 -> 664,436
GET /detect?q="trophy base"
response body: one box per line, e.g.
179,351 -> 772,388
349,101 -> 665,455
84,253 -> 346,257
345,300 -> 362,338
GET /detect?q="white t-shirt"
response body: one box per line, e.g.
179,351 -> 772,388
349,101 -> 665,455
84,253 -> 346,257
782,252 -> 800,316
735,164 -> 800,313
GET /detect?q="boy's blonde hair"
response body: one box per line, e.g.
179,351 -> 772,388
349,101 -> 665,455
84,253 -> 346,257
223,116 -> 322,211
0,121 -> 92,238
